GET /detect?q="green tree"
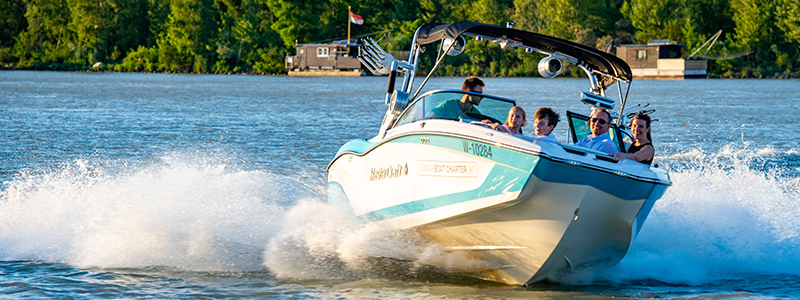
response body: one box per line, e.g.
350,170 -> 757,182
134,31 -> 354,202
512,0 -> 545,33
776,0 -> 800,44
266,0 -> 325,47
0,0 -> 28,47
13,0 -> 73,65
538,0 -> 619,40
0,0 -> 27,62
67,0 -> 111,64
107,0 -> 153,61
157,0 -> 217,72
450,0 -> 512,25
251,0 -> 286,72
681,0 -> 734,51
3,0 -> 797,74
213,0 -> 242,72
146,0 -> 170,46
622,0 -> 684,43
729,0 -> 782,70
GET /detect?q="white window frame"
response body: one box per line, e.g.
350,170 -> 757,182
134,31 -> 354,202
317,47 -> 329,57
637,49 -> 647,60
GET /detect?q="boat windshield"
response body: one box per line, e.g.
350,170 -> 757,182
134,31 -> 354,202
394,90 -> 516,128
566,110 -> 631,152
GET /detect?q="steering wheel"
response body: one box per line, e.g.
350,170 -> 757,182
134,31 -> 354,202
465,112 -> 502,125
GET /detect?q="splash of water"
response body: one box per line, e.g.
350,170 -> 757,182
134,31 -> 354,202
4,145 -> 800,286
0,153 -> 472,281
0,153 -> 323,271
554,144 -> 800,285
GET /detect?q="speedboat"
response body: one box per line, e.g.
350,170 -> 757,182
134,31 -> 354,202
326,21 -> 671,285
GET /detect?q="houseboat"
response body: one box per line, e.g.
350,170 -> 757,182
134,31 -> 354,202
617,40 -> 707,79
285,40 -> 365,77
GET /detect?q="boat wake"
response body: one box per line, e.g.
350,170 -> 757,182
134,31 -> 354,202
1,145 -> 799,285
0,153 -> 310,272
0,152 -> 489,281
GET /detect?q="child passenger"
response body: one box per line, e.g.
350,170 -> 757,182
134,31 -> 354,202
532,107 -> 559,142
494,106 -> 526,135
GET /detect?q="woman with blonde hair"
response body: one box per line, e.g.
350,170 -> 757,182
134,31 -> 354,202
494,106 -> 526,135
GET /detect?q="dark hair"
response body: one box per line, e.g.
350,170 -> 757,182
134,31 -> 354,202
631,113 -> 652,142
534,107 -> 560,127
593,108 -> 612,123
461,76 -> 485,91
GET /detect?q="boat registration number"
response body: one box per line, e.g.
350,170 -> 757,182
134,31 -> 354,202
462,141 -> 492,158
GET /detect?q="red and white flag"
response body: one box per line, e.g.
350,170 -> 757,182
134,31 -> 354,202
349,11 -> 363,25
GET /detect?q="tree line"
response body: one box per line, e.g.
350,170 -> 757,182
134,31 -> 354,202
1,0 -> 798,77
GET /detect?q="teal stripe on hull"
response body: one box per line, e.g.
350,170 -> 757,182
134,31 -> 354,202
327,181 -> 355,216
329,134 -> 540,221
334,134 -> 540,170
531,158 -> 659,200
329,133 -> 667,223
356,163 -> 534,221
335,138 -> 375,157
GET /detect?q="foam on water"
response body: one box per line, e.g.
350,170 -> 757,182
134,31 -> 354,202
263,199 -> 502,280
2,145 -> 800,286
0,152 -> 476,281
0,153 -> 321,271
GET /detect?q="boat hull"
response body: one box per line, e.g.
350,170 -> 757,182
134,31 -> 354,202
416,169 -> 667,284
327,120 -> 669,284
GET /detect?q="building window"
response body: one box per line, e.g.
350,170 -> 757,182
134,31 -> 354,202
637,50 -> 647,60
299,49 -> 304,54
668,50 -> 678,58
317,47 -> 329,57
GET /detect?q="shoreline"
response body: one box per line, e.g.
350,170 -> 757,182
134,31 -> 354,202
3,64 -> 799,79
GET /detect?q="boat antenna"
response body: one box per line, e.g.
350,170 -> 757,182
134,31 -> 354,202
615,80 -> 633,127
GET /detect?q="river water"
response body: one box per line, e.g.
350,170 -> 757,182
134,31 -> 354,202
2,71 -> 800,299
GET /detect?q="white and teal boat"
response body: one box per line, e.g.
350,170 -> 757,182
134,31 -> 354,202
327,21 -> 671,285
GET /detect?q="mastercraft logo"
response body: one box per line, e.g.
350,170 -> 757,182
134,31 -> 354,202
369,163 -> 409,181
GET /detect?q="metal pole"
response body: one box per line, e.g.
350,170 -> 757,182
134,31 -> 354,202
347,6 -> 351,46
411,40 -> 456,100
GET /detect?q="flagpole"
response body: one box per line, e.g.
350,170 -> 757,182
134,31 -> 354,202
347,6 -> 351,46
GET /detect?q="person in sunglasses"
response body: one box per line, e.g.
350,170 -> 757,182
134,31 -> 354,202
431,76 -> 485,119
575,108 -> 618,155
613,113 -> 654,165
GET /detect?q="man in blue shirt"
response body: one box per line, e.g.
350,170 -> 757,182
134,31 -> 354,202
431,76 -> 484,119
575,108 -> 618,155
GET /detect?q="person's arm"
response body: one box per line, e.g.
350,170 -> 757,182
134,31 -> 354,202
601,142 -> 618,155
500,125 -> 513,134
613,144 -> 654,162
472,119 -> 511,134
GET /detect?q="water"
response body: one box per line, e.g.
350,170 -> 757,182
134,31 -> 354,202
2,71 -> 800,299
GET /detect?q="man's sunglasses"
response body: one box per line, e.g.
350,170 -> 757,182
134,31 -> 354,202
590,118 -> 608,125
